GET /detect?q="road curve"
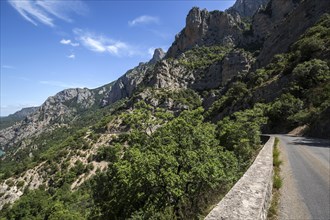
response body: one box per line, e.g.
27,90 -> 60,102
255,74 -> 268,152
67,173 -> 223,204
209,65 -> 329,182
276,135 -> 330,220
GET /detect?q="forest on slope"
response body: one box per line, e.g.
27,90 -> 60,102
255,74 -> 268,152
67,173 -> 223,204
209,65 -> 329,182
0,0 -> 329,219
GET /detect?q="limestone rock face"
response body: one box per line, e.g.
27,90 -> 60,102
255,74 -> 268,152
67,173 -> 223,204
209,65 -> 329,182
147,49 -> 254,91
0,88 -> 95,151
228,0 -> 270,17
101,62 -> 152,106
101,49 -> 166,107
166,7 -> 244,58
221,50 -> 254,85
149,48 -> 165,64
253,0 -> 330,66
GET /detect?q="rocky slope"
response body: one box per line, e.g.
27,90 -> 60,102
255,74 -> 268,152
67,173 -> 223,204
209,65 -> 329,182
166,7 -> 244,58
0,0 -> 329,215
0,49 -> 164,152
0,107 -> 39,130
253,0 -> 330,66
0,88 -> 97,152
1,0 -> 328,162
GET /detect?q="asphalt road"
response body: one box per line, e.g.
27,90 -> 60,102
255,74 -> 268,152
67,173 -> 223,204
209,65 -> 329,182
277,135 -> 330,220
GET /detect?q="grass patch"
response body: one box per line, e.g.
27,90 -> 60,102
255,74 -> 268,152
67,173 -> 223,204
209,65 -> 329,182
268,137 -> 283,219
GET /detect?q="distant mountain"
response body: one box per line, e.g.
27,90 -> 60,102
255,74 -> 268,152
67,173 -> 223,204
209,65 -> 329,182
0,107 -> 39,130
0,0 -> 329,218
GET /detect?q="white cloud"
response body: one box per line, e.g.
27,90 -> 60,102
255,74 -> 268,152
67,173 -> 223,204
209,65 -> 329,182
81,36 -> 107,52
73,29 -> 137,56
60,39 -> 79,47
67,54 -> 75,59
8,0 -> 88,27
128,15 -> 159,26
60,39 -> 71,44
70,42 -> 79,47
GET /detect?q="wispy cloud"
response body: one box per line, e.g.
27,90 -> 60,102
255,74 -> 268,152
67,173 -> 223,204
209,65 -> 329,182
39,80 -> 85,88
8,0 -> 88,27
128,15 -> 159,26
67,54 -> 75,59
73,29 -> 138,57
1,65 -> 15,69
60,38 -> 79,47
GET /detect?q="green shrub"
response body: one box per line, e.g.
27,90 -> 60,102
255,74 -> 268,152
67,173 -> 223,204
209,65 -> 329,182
91,106 -> 239,219
273,174 -> 283,189
5,179 -> 14,187
17,180 -> 25,188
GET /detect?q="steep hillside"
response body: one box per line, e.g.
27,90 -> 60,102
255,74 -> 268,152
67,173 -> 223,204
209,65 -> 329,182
0,0 -> 329,219
0,107 -> 38,130
0,50 -> 162,152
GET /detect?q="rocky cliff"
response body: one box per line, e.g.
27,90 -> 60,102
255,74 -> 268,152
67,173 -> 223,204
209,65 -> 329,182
227,0 -> 270,17
0,107 -> 39,130
0,0 -> 329,214
0,49 -> 163,152
166,7 -> 244,58
2,0 -> 328,153
0,88 -> 98,151
254,0 -> 330,66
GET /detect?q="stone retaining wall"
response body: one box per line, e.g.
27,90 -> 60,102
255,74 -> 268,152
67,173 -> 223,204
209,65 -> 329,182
205,136 -> 274,220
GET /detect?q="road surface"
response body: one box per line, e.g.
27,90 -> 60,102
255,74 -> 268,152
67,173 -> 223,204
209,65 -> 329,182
276,135 -> 330,220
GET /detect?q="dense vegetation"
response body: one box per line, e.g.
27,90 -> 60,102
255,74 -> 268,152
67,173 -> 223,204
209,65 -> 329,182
206,14 -> 330,136
90,102 -> 266,219
0,99 -> 266,219
177,46 -> 231,70
0,12 -> 329,220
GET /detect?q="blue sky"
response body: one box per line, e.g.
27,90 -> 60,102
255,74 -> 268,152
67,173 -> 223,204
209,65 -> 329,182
0,0 -> 235,116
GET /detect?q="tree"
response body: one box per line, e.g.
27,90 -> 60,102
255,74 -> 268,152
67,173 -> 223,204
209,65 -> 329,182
91,107 -> 239,219
217,104 -> 267,166
292,59 -> 329,93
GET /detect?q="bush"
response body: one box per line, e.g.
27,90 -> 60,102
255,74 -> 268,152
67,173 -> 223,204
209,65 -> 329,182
17,180 -> 25,188
217,104 -> 268,164
273,174 -> 283,189
292,59 -> 329,92
5,179 -> 14,187
91,106 -> 239,219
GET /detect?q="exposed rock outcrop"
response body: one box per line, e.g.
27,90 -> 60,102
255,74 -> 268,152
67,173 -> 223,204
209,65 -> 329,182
0,88 -> 96,151
149,48 -> 165,64
148,49 -> 254,91
0,107 -> 39,131
253,0 -> 330,66
221,49 -> 254,85
101,62 -> 152,107
166,7 -> 244,58
100,49 -> 167,107
227,0 -> 270,18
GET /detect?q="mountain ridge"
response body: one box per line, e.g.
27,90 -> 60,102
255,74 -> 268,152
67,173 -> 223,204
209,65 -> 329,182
0,0 -> 329,217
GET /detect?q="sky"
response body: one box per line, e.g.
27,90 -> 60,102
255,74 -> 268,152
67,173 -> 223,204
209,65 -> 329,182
0,0 -> 235,116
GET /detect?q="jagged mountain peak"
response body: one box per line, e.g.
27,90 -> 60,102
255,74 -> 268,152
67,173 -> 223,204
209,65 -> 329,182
149,48 -> 165,64
228,0 -> 270,18
166,7 -> 243,58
